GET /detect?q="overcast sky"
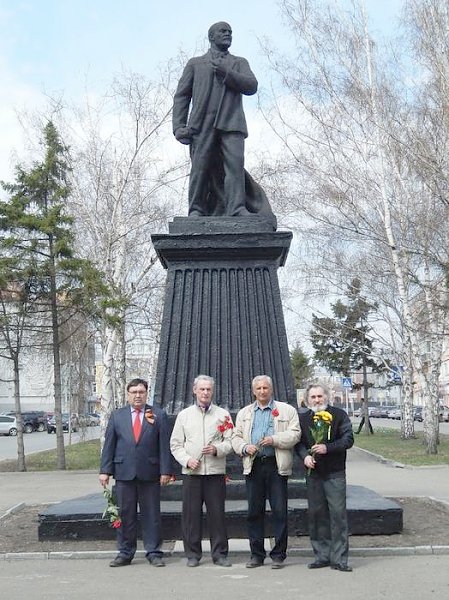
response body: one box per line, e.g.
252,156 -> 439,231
0,0 -> 406,180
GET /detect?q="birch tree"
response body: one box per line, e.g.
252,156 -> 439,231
0,274 -> 36,471
261,0 -> 449,451
62,70 -> 185,441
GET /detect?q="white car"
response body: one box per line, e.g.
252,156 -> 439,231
0,414 -> 18,436
387,407 -> 402,419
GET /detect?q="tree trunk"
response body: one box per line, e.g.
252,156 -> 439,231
115,317 -> 126,407
49,236 -> 66,470
100,323 -> 118,449
13,354 -> 26,472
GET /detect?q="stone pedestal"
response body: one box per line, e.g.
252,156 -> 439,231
151,217 -> 295,412
38,484 -> 403,541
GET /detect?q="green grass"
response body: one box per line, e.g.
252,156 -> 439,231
2,429 -> 449,471
353,427 -> 449,466
0,438 -> 101,472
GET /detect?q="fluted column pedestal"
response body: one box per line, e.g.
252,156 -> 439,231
151,217 -> 295,413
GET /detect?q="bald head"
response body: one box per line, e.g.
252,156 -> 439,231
208,22 -> 232,51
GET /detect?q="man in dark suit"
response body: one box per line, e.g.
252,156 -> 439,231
173,22 -> 274,220
99,378 -> 172,567
296,382 -> 354,572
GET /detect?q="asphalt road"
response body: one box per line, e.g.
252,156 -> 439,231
0,426 -> 100,461
1,555 -> 448,600
352,416 -> 449,433
1,418 -> 448,462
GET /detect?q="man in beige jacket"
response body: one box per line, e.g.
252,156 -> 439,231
170,375 -> 233,568
232,375 -> 301,569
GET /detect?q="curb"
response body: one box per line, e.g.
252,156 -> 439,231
353,445 -> 406,468
2,545 -> 449,561
353,445 -> 449,470
0,502 -> 26,521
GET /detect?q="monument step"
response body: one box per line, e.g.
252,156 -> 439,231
38,484 -> 403,541
161,478 -> 306,501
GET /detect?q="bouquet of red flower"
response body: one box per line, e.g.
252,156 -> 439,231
102,487 -> 121,529
188,415 -> 234,473
212,414 -> 234,439
144,409 -> 155,424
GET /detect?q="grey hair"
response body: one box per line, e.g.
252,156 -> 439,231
252,375 -> 273,390
306,381 -> 331,400
193,374 -> 215,387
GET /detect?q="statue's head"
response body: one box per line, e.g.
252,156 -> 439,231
208,22 -> 232,51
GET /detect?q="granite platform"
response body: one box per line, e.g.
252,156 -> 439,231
38,482 -> 403,541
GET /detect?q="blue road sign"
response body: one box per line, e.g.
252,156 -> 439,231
341,377 -> 353,388
391,366 -> 403,383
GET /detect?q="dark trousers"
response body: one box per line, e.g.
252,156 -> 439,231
245,456 -> 288,561
306,474 -> 349,566
115,479 -> 162,559
189,124 -> 246,216
182,474 -> 228,561
356,416 -> 374,434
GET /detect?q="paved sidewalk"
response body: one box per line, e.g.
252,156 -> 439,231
346,447 -> 449,505
2,555 -> 449,600
2,447 -> 449,517
1,447 -> 449,562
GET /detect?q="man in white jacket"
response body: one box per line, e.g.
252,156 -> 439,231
170,375 -> 233,568
232,375 -> 301,569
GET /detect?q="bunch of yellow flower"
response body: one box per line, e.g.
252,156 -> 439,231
307,410 -> 333,475
312,410 -> 333,440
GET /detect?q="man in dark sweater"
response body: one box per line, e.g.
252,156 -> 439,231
296,382 -> 354,572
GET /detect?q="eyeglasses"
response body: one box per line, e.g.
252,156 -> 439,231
128,390 -> 147,395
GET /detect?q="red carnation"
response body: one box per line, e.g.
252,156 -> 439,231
112,519 -> 122,529
272,408 -> 279,417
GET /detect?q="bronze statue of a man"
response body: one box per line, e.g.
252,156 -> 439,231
173,22 -> 274,220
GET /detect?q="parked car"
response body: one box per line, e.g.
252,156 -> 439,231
77,414 -> 100,427
387,407 -> 402,419
6,411 -> 46,433
88,413 -> 100,426
0,415 -> 18,436
379,406 -> 396,418
414,407 -> 423,422
413,406 -> 449,422
439,407 -> 449,422
47,413 -> 79,434
369,407 -> 382,418
354,406 -> 375,418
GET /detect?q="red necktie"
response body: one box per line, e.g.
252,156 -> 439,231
133,409 -> 142,442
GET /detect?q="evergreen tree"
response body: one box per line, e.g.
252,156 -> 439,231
0,121 -> 109,469
310,279 -> 380,435
310,279 -> 379,377
290,342 -> 314,389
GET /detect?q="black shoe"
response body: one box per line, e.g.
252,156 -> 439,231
109,556 -> 132,567
214,557 -> 232,567
246,558 -> 264,568
271,559 -> 285,569
307,560 -> 330,569
331,563 -> 353,572
148,556 -> 165,567
187,558 -> 200,567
